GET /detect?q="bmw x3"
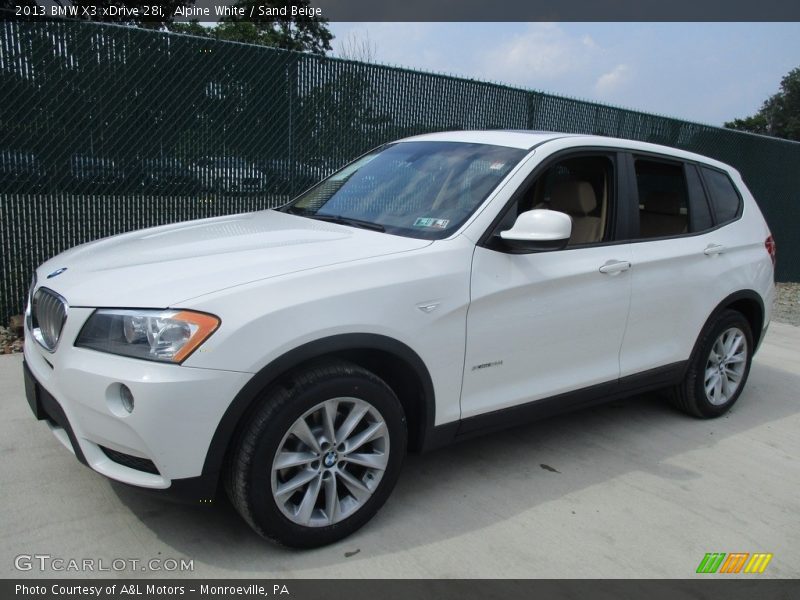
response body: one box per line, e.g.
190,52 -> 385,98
23,131 -> 776,547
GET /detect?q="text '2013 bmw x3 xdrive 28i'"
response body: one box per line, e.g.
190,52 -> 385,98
23,131 -> 775,547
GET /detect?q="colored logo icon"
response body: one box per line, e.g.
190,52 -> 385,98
696,552 -> 773,574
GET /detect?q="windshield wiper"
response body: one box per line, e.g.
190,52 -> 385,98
281,205 -> 310,215
306,214 -> 386,232
281,206 -> 385,232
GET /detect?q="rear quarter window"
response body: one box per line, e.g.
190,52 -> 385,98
701,167 -> 742,225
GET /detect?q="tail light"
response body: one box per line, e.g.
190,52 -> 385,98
765,234 -> 776,268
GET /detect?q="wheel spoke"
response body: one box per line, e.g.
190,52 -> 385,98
323,474 -> 339,523
712,340 -> 725,363
705,373 -> 718,395
275,468 -> 318,499
346,451 -> 388,471
728,334 -> 744,358
321,400 -> 338,445
704,366 -> 718,383
713,376 -> 723,402
342,421 -> 386,454
726,368 -> 742,383
337,467 -> 371,502
720,372 -> 732,399
295,473 -> 323,525
274,451 -> 317,470
726,353 -> 745,364
719,333 -> 728,355
723,331 -> 735,355
290,418 -> 321,453
336,404 -> 369,445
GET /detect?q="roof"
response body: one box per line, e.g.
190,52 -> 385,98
399,130 -> 567,150
398,130 -> 735,172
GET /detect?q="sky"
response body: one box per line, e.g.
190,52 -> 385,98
327,22 -> 800,126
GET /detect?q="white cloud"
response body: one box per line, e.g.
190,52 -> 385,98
594,64 -> 633,96
479,23 -> 599,84
581,35 -> 599,50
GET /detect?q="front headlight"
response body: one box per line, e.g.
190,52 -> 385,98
25,272 -> 37,333
75,309 -> 220,363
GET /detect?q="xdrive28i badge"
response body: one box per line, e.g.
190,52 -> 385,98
47,267 -> 67,279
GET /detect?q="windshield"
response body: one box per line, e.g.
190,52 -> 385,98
282,141 -> 527,239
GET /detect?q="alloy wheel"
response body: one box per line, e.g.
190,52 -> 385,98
270,397 -> 389,527
704,327 -> 748,406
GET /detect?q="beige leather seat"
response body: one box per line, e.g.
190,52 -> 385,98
639,192 -> 687,238
549,181 -> 602,245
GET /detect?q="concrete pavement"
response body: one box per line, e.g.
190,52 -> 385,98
1,322 -> 798,578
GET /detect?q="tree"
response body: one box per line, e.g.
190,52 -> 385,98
337,31 -> 377,62
168,1 -> 332,55
725,66 -> 800,141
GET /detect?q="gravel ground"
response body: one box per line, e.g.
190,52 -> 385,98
0,325 -> 23,355
774,282 -> 800,327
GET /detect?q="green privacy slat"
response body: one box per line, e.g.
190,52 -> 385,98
1,19 -> 799,321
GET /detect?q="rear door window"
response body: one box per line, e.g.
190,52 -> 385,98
633,158 -> 689,238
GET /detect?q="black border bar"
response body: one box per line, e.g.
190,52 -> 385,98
3,0 -> 800,22
4,579 -> 800,600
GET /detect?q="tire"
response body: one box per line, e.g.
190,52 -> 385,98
671,309 -> 754,418
225,360 -> 407,548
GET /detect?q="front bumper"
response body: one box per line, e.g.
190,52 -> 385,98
23,311 -> 251,498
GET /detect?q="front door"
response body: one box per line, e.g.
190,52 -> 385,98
461,152 -> 632,419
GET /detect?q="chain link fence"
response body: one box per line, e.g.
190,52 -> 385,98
2,18 -> 799,322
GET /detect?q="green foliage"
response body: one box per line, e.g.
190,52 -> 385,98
725,67 -> 800,141
295,70 -> 393,161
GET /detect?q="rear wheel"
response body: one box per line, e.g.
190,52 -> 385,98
226,360 -> 407,548
671,309 -> 753,418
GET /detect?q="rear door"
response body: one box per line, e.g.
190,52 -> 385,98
618,154 -> 739,377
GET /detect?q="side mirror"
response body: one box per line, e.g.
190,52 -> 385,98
499,209 -> 572,253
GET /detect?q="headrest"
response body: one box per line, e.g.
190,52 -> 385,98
642,192 -> 683,215
549,181 -> 597,215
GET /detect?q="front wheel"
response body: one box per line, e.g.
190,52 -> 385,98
226,360 -> 407,548
671,309 -> 754,418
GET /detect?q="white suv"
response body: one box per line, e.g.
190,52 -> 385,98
23,131 -> 775,547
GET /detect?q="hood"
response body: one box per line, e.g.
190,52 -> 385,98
36,210 -> 431,307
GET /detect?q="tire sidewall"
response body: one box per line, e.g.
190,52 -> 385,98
691,311 -> 754,418
246,370 -> 407,548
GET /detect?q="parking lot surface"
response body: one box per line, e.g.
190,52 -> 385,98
1,322 -> 798,578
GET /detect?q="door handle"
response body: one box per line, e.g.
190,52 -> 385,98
598,260 -> 631,275
704,243 -> 726,256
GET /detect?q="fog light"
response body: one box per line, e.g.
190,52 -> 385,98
119,384 -> 134,414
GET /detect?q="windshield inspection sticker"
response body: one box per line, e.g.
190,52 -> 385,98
414,217 -> 450,229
